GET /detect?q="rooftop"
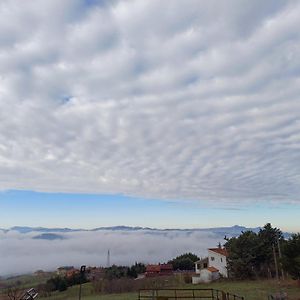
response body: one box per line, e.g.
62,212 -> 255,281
208,248 -> 228,257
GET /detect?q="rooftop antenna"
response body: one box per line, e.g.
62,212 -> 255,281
107,249 -> 110,268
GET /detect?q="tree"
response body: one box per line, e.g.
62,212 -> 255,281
225,231 -> 260,279
46,276 -> 68,292
257,223 -> 283,276
127,263 -> 146,278
58,279 -> 68,292
5,286 -> 23,300
225,223 -> 285,279
168,253 -> 199,271
282,234 -> 300,280
105,265 -> 129,280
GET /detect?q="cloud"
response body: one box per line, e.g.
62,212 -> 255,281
0,229 -> 220,276
0,0 -> 300,204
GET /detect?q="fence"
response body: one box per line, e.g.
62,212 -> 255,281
138,288 -> 244,300
268,292 -> 287,300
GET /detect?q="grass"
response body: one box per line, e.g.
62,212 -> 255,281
37,279 -> 300,300
0,273 -> 54,289
186,279 -> 300,300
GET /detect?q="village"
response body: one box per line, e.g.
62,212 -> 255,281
48,246 -> 228,284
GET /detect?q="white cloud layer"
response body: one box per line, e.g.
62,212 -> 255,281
0,229 -> 220,276
0,0 -> 300,204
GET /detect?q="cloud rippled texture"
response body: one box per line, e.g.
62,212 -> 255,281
0,229 -> 219,276
0,0 -> 300,203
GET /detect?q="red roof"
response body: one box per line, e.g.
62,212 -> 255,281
207,266 -> 219,272
208,248 -> 228,257
145,264 -> 173,276
146,265 -> 161,273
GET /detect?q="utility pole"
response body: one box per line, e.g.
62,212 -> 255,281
107,249 -> 110,268
277,236 -> 285,280
272,244 -> 279,281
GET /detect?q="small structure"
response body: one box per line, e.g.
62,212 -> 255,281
160,264 -> 173,276
195,258 -> 208,274
145,264 -> 173,277
34,270 -> 45,277
57,266 -> 75,276
192,267 -> 219,284
66,268 -> 80,278
192,247 -> 228,283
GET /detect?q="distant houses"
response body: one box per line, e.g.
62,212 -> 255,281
52,248 -> 228,284
193,248 -> 228,283
57,266 -> 75,276
145,264 -> 173,277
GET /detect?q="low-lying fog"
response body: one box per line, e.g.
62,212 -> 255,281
0,229 -> 222,276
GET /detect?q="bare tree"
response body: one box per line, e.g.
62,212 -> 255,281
5,286 -> 24,300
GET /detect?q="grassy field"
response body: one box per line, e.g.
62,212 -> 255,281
1,275 -> 299,300
35,279 -> 300,300
0,273 -> 54,289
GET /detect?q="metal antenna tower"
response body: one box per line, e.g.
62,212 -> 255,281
107,249 -> 110,268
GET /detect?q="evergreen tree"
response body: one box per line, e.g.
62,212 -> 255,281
168,253 -> 199,270
225,231 -> 260,279
282,233 -> 300,280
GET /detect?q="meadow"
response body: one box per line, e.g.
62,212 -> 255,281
1,273 -> 299,300
36,279 -> 299,300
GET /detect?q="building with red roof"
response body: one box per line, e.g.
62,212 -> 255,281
193,247 -> 228,284
145,264 -> 173,277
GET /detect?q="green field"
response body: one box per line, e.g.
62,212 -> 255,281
36,279 -> 300,300
1,275 -> 299,300
0,273 -> 54,289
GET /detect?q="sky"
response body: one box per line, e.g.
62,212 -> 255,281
0,0 -> 300,231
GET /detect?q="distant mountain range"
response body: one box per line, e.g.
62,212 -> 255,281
0,225 -> 291,240
1,224 -> 255,233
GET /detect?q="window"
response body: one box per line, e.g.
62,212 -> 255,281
203,263 -> 208,268
211,257 -> 215,261
221,258 -> 223,262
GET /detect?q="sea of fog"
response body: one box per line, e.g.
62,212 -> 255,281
0,229 -> 223,276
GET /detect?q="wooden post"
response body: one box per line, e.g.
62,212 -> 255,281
277,237 -> 285,280
273,244 -> 279,281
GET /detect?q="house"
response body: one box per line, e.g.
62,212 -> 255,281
34,270 -> 45,276
208,248 -> 228,278
193,267 -> 219,284
66,268 -> 80,278
145,264 -> 173,277
57,266 -> 75,276
160,264 -> 173,276
195,257 -> 208,274
192,248 -> 228,284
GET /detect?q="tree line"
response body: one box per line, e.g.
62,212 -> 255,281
225,223 -> 300,280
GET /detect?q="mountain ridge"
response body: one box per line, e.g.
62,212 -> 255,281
3,224 -> 260,233
1,225 -> 291,239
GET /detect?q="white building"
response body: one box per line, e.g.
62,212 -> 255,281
208,248 -> 228,278
192,248 -> 228,284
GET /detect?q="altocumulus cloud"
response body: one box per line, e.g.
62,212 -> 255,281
0,0 -> 300,204
0,229 -> 219,276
